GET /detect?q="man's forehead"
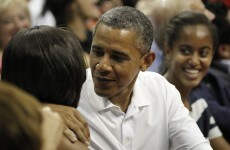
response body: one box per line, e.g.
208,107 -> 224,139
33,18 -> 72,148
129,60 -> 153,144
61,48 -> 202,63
94,23 -> 137,38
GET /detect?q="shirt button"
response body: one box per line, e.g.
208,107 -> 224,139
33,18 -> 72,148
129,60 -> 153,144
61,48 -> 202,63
124,137 -> 130,144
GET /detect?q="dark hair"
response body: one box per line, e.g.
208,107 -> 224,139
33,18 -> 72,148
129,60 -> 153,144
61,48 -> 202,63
214,18 -> 230,45
94,6 -> 154,55
207,1 -> 230,45
165,11 -> 218,52
203,1 -> 230,60
0,81 -> 42,150
122,0 -> 138,7
2,25 -> 86,107
42,0 -> 74,27
205,1 -> 228,19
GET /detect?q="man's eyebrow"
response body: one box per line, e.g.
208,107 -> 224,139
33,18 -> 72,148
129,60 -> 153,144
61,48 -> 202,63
112,50 -> 129,57
92,45 -> 130,57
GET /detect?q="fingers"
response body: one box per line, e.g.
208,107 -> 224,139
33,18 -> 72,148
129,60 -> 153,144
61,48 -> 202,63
73,110 -> 90,140
65,118 -> 90,146
46,104 -> 90,146
63,126 -> 78,142
58,135 -> 88,150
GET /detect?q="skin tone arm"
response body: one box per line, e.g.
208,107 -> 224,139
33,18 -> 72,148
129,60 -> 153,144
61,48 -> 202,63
47,104 -> 90,146
210,137 -> 230,150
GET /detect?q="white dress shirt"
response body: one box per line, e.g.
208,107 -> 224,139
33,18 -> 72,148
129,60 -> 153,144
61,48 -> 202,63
78,69 -> 213,150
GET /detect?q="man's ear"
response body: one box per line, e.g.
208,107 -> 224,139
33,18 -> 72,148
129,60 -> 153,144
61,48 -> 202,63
140,52 -> 155,71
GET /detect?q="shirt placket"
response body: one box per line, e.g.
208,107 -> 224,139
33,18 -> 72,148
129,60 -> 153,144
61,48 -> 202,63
121,102 -> 139,149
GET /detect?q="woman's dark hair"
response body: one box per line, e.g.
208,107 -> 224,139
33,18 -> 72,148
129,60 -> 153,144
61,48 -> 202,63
165,11 -> 218,52
2,25 -> 86,107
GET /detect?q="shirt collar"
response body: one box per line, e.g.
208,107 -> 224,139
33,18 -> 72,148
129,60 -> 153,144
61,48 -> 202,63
131,78 -> 152,108
93,76 -> 152,112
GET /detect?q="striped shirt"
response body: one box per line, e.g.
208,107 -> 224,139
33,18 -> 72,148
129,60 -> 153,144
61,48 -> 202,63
189,97 -> 222,140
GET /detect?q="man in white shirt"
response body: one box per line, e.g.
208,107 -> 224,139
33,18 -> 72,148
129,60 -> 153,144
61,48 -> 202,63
79,69 -> 212,149
51,6 -> 213,149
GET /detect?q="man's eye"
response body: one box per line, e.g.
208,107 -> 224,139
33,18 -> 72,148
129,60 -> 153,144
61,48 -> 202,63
111,55 -> 127,62
92,50 -> 103,56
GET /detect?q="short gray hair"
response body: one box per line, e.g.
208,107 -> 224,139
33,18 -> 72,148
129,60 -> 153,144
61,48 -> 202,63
94,6 -> 154,55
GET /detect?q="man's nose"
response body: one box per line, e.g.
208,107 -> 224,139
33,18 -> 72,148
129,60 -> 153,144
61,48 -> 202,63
96,55 -> 112,72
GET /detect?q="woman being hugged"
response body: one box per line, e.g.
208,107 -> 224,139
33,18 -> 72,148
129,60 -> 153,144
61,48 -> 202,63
1,25 -> 88,149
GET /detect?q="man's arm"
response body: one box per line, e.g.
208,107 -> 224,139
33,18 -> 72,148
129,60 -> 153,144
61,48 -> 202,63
168,87 -> 213,150
47,104 -> 90,146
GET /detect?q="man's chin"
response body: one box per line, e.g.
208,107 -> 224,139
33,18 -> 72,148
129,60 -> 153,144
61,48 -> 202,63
94,88 -> 111,98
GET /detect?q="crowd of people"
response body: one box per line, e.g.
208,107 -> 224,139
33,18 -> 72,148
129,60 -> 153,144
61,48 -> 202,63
0,0 -> 229,149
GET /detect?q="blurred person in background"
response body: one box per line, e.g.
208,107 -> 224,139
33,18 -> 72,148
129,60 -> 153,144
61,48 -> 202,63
122,0 -> 139,7
27,0 -> 55,26
43,0 -> 101,67
96,0 -> 123,14
85,0 -> 123,31
0,0 -> 31,73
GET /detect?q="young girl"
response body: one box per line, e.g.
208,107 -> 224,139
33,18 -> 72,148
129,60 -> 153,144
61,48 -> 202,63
163,11 -> 230,150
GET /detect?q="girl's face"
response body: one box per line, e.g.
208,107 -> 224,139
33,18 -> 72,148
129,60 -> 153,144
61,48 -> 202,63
165,25 -> 214,89
0,5 -> 30,50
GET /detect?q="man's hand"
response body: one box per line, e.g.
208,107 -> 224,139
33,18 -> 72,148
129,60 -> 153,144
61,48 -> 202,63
46,104 -> 90,146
